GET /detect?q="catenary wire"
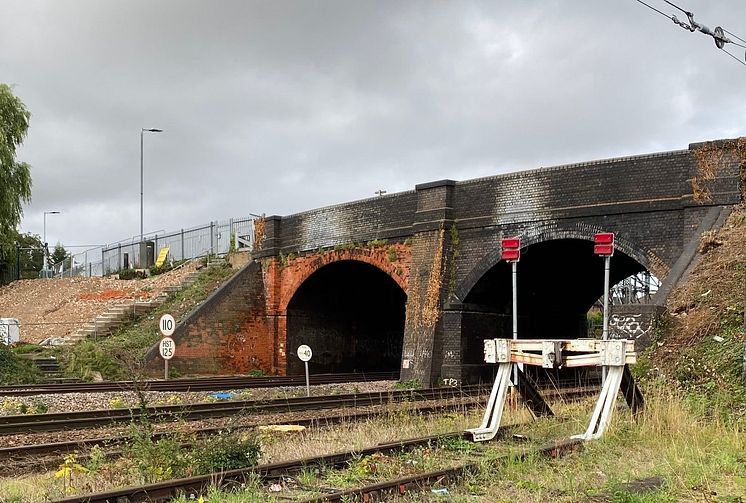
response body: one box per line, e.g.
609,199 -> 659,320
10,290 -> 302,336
635,0 -> 746,68
635,0 -> 673,20
663,0 -> 690,15
724,28 -> 746,45
721,47 -> 746,66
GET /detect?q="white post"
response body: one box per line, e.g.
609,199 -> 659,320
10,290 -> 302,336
601,255 -> 611,383
164,359 -> 169,381
304,361 -> 310,397
512,260 -> 519,386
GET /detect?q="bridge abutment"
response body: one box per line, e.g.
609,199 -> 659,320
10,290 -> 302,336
400,180 -> 456,385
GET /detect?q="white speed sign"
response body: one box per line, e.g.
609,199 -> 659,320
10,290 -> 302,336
159,314 -> 175,336
297,345 -> 312,362
159,337 -> 176,360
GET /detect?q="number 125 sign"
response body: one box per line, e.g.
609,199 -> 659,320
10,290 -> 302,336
159,337 -> 175,360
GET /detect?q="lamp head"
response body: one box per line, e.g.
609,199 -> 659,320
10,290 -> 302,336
143,128 -> 163,133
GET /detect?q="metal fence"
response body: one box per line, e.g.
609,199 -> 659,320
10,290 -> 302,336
50,216 -> 255,278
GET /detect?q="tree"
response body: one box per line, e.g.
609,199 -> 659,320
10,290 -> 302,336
0,231 -> 43,282
50,243 -> 70,268
16,233 -> 43,278
0,83 -> 33,237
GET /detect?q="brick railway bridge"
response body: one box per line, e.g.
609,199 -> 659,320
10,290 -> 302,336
146,138 -> 744,385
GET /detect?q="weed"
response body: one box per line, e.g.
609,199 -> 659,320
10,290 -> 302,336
55,453 -> 89,494
386,246 -> 398,262
190,430 -> 261,473
394,378 -> 421,390
1,398 -> 27,415
117,268 -> 146,280
108,397 -> 126,409
29,400 -> 48,414
85,445 -> 106,475
0,346 -> 42,385
333,242 -> 358,252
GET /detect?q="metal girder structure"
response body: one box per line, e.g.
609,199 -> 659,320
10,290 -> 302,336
467,338 -> 639,442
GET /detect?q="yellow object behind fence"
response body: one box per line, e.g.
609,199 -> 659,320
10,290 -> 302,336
155,247 -> 169,268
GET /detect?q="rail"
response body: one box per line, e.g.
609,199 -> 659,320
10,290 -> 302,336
50,426 -> 583,503
0,386 -> 487,434
0,371 -> 399,396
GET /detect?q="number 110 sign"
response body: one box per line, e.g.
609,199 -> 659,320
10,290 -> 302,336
159,314 -> 176,361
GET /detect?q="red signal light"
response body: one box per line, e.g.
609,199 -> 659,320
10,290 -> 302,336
594,232 -> 615,256
502,238 -> 520,249
501,237 -> 521,262
502,249 -> 520,261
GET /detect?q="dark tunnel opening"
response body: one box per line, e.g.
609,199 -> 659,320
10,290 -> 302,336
286,260 -> 406,375
461,239 -> 646,383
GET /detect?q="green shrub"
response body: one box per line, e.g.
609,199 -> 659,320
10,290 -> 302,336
10,343 -> 46,355
191,431 -> 261,473
118,268 -> 146,280
0,346 -> 42,385
125,420 -> 260,483
394,378 -> 421,390
149,262 -> 174,276
61,341 -> 124,381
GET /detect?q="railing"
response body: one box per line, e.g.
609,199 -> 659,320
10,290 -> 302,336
49,216 -> 255,278
0,265 -> 19,285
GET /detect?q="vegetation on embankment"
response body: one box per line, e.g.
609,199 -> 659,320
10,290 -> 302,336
0,346 -> 41,385
61,262 -> 236,380
635,203 -> 746,423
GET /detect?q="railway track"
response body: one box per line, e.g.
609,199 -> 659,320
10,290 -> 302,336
0,371 -> 399,396
0,399 -> 485,470
0,385 -> 487,435
0,385 -> 596,464
50,427 -> 583,503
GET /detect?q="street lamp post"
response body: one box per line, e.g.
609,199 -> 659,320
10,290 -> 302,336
43,210 -> 61,277
140,128 -> 163,244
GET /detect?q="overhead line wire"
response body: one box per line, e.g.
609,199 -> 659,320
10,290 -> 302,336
634,0 -> 672,20
662,0 -> 690,16
721,48 -> 746,66
724,28 -> 746,46
634,0 -> 746,68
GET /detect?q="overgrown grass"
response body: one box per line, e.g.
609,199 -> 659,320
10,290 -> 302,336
60,263 -> 236,380
636,309 -> 746,425
3,390 -> 744,502
0,346 -> 41,385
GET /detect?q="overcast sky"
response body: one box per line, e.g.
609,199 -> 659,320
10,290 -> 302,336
3,0 -> 746,253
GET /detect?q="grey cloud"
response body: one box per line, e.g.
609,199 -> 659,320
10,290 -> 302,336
2,0 -> 745,248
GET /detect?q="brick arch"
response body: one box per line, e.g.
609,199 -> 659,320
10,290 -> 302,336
280,245 -> 410,312
453,224 -> 664,303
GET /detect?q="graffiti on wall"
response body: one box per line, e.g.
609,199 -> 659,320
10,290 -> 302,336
609,313 -> 652,339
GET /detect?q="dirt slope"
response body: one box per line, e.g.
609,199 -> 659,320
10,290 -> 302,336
0,262 -> 199,343
648,203 -> 745,394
